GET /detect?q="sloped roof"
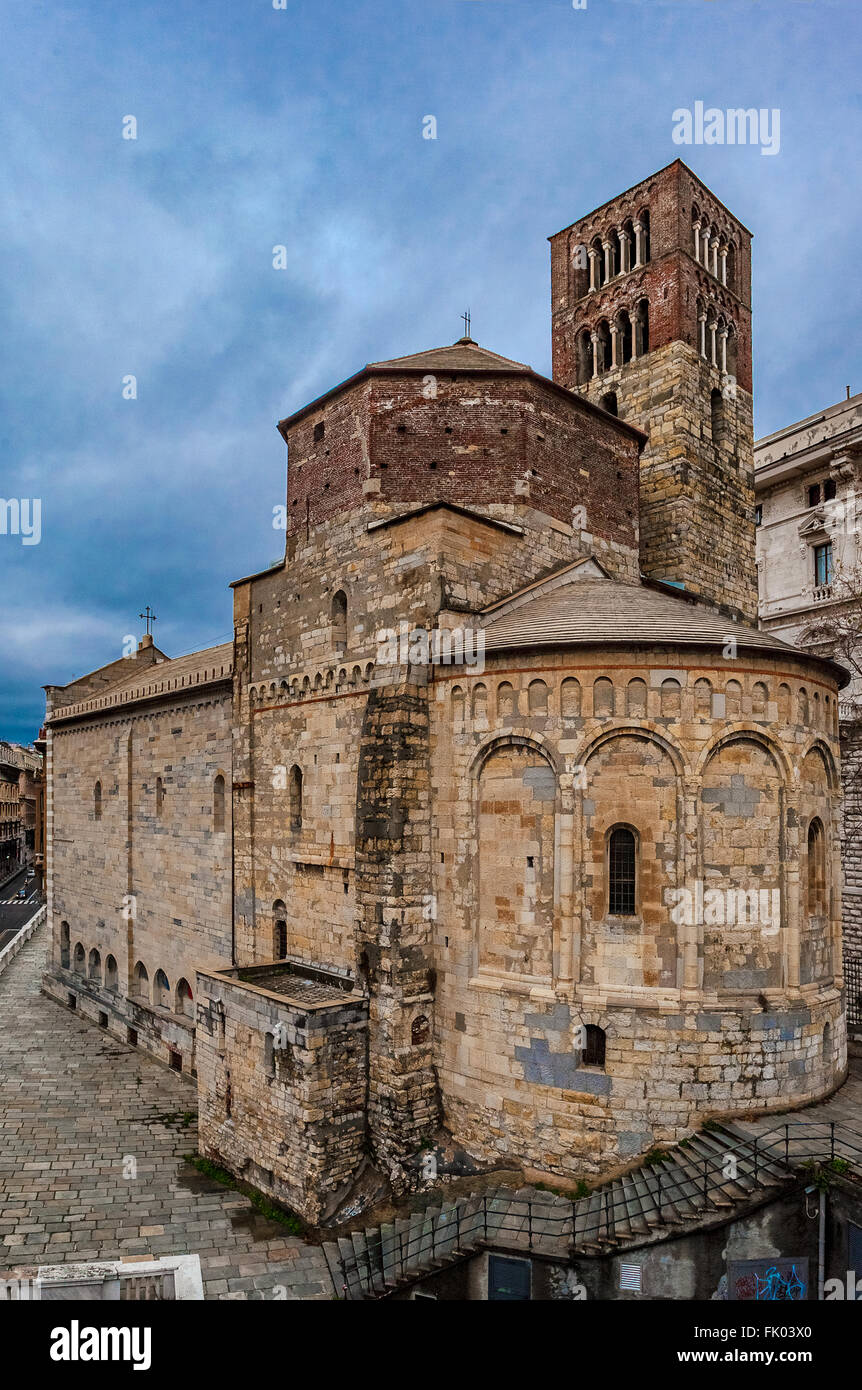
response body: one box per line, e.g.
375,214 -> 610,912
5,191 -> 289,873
46,646 -> 169,702
481,577 -> 849,685
369,338 -> 533,374
48,643 -> 233,723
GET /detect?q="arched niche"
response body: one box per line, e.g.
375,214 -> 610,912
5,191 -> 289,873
699,735 -> 784,994
475,740 -> 557,982
798,744 -> 837,985
579,730 -> 684,993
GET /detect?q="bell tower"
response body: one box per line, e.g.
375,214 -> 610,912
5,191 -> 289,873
549,159 -> 756,622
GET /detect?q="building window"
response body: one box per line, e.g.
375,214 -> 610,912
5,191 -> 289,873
273,901 -> 287,958
73,942 -> 85,974
814,542 -> 833,587
608,826 -> 637,915
411,1015 -> 430,1046
754,504 -> 762,526
94,780 -> 102,821
583,1024 -> 607,1068
331,589 -> 348,650
313,421 -> 325,443
600,391 -> 618,416
576,329 -> 593,385
808,483 -> 821,508
488,1255 -> 531,1302
824,477 -> 837,502
635,297 -> 649,355
213,774 -> 225,833
105,955 -> 118,992
60,921 -> 70,969
155,776 -> 165,817
289,766 -> 302,830
88,948 -> 101,982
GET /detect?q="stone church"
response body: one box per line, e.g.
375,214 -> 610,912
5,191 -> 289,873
43,160 -> 848,1222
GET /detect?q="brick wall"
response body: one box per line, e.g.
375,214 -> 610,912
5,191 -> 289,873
283,372 -> 642,551
549,161 -> 756,621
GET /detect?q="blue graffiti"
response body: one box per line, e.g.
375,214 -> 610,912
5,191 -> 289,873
754,1265 -> 806,1301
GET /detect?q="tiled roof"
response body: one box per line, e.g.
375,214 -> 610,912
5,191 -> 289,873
481,579 -> 849,684
48,643 -> 233,723
369,338 -> 533,374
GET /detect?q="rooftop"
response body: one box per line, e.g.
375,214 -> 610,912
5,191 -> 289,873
480,573 -> 849,686
47,642 -> 233,724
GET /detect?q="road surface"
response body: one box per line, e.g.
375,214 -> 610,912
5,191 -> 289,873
0,868 -> 41,950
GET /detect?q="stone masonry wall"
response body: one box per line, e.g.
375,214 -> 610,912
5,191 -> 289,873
430,646 -> 845,1178
44,686 -> 233,1073
231,493 -> 641,973
580,342 -> 756,622
840,717 -> 862,1035
195,966 -> 367,1223
353,673 -> 441,1169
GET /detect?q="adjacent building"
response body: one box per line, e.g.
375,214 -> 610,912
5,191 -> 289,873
755,389 -> 862,1037
0,740 -> 43,881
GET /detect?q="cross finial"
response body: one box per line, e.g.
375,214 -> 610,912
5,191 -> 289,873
139,605 -> 157,636
461,308 -> 471,339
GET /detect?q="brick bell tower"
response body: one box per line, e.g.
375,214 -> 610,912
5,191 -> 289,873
549,159 -> 757,622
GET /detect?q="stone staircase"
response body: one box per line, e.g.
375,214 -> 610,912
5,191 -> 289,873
323,1122 -> 798,1299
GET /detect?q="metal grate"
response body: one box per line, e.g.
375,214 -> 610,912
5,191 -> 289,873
846,953 -> 862,1029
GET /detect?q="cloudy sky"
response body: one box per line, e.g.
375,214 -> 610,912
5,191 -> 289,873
1,0 -> 859,742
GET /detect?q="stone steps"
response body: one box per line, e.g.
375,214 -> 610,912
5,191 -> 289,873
323,1121 -> 798,1298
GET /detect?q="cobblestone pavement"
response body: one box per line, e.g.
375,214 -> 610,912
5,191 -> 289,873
0,927 -> 334,1300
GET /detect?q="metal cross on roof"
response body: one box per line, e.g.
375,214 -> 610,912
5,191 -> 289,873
138,606 -> 157,635
461,309 -> 471,339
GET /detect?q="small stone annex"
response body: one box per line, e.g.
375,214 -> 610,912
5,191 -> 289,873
42,160 -> 849,1223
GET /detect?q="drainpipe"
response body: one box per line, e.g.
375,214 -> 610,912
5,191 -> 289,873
818,1189 -> 827,1300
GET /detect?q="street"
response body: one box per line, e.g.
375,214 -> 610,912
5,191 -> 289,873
0,868 -> 41,949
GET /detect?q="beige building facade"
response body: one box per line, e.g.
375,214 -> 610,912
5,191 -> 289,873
42,636 -> 233,1073
755,389 -> 862,1038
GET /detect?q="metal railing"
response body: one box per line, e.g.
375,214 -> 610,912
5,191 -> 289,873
845,955 -> 862,1030
0,903 -> 46,980
332,1119 -> 862,1297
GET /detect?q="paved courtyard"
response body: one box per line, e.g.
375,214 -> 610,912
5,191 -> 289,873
0,926 -> 333,1299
